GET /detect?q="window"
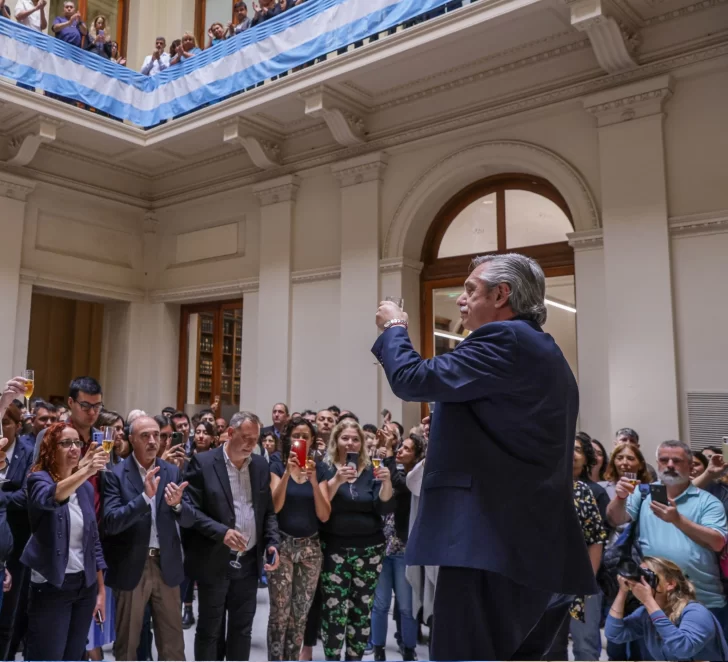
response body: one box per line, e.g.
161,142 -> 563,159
47,0 -> 129,54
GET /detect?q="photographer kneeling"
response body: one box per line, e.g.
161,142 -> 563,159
606,556 -> 728,661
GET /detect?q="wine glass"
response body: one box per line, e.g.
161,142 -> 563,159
230,552 -> 243,570
23,369 -> 34,408
624,472 -> 639,488
101,426 -> 115,470
385,296 -> 404,309
372,456 -> 382,482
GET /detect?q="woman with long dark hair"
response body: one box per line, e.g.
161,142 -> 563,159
22,422 -> 109,661
266,417 -> 331,661
590,438 -> 608,483
371,433 -> 426,661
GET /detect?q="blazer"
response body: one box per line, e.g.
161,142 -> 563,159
102,456 -> 196,591
372,320 -> 596,596
1,438 -> 34,558
183,446 -> 280,583
21,471 -> 106,589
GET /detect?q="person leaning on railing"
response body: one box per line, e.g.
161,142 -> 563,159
14,0 -> 47,31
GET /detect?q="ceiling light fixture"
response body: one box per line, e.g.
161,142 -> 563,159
434,330 -> 466,343
545,298 -> 576,313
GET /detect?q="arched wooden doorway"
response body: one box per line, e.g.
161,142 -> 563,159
421,173 -> 577,369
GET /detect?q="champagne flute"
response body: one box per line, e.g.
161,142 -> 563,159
101,426 -> 115,470
93,431 -> 110,473
372,456 -> 382,482
229,534 -> 249,569
385,296 -> 404,310
23,369 -> 34,408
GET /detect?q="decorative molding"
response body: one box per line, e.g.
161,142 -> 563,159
222,118 -> 281,170
379,257 -> 424,274
0,170 -> 36,201
252,174 -> 300,206
291,266 -> 341,284
331,152 -> 389,187
644,0 -> 728,26
143,210 -> 159,234
567,228 -> 604,251
669,209 -> 728,237
2,117 -> 61,167
568,0 -> 639,74
148,277 -> 259,304
301,86 -> 367,147
583,74 -> 673,126
19,268 -> 145,302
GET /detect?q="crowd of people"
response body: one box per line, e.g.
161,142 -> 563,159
1,368 -> 727,661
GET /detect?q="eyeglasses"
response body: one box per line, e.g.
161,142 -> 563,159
59,440 -> 84,449
74,400 -> 104,413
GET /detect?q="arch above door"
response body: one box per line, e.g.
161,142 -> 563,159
383,139 -> 600,262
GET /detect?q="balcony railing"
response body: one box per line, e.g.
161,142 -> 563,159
0,0 -> 468,129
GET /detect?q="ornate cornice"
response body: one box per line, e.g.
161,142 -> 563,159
149,277 -> 259,304
644,0 -> 728,26
669,210 -> 728,237
302,86 -> 367,147
252,175 -> 300,206
222,118 -> 282,170
0,170 -> 36,201
331,152 -> 388,187
291,266 -> 341,284
379,257 -> 424,274
583,74 -> 673,126
19,268 -> 145,302
568,228 -> 604,251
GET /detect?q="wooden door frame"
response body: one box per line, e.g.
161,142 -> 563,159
78,0 -> 130,54
176,299 -> 243,411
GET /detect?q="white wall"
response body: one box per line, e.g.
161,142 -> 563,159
672,230 -> 728,444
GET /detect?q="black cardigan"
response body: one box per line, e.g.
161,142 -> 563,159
384,456 -> 412,544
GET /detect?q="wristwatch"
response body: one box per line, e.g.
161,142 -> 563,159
172,503 -> 182,513
383,319 -> 408,330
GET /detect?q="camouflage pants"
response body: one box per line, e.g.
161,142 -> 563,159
267,533 -> 323,661
320,544 -> 385,660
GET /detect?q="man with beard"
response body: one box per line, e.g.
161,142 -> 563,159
608,439 -> 728,638
314,409 -> 335,452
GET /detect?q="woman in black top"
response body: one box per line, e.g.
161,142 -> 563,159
318,420 -> 395,661
267,417 -> 331,661
371,433 -> 426,661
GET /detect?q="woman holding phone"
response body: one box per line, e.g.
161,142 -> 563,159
22,422 -> 109,661
318,420 -> 395,661
267,417 -> 331,661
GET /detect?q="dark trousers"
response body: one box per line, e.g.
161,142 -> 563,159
303,578 -> 322,647
25,572 -> 97,661
431,567 -> 568,661
0,559 -> 28,660
194,548 -> 259,661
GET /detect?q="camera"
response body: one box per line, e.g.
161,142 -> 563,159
617,561 -> 659,590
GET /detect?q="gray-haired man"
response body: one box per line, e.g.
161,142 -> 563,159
184,411 -> 280,661
141,36 -> 170,76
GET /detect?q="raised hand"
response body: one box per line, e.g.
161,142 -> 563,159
144,466 -> 161,499
164,481 -> 189,507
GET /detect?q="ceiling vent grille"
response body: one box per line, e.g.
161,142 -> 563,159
687,392 -> 728,451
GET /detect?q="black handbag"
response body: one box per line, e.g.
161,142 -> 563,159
597,485 -> 649,610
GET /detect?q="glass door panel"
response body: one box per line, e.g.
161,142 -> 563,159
220,308 -> 242,409
431,286 -> 469,357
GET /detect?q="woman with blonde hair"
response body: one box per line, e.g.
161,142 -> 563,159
170,31 -> 201,65
606,556 -> 728,661
317,420 -> 395,661
601,442 -> 652,499
88,15 -> 110,43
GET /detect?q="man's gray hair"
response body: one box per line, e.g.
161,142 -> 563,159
230,411 -> 261,430
657,439 -> 693,461
470,253 -> 547,325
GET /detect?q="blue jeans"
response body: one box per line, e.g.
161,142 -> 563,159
710,604 -> 728,643
371,554 -> 417,649
570,592 -> 602,660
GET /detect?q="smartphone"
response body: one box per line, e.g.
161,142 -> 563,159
346,452 -> 358,470
171,432 -> 184,447
650,484 -> 669,506
722,436 -> 728,464
95,609 -> 104,632
92,431 -> 103,445
266,549 -> 276,566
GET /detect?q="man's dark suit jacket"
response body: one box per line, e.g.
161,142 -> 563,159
372,319 -> 596,596
103,456 -> 195,591
0,439 -> 34,559
183,446 -> 279,583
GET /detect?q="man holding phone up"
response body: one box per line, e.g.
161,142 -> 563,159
141,37 -> 170,76
607,439 -> 728,638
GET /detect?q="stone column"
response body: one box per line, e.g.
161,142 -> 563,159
332,153 -> 388,426
0,173 -> 36,379
252,175 -> 299,417
584,75 -> 679,453
568,229 -> 611,441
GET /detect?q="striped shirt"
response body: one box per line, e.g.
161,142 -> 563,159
223,446 -> 256,551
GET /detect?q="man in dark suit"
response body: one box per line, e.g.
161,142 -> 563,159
103,415 -> 194,660
261,402 -> 289,441
184,410 -> 280,661
0,398 -> 35,661
373,253 -> 596,661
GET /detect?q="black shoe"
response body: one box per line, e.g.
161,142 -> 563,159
373,645 -> 386,661
181,605 -> 195,630
403,648 -> 417,661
